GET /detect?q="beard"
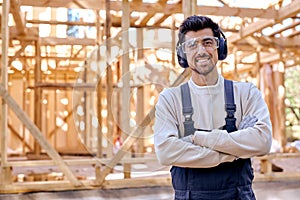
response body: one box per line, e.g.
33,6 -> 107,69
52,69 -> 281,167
189,54 -> 216,76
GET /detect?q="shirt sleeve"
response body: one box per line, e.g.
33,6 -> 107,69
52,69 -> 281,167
154,90 -> 236,168
193,83 -> 272,158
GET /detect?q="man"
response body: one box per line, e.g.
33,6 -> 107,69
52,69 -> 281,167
154,15 -> 272,200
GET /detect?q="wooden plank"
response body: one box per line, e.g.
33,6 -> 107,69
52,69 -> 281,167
183,0 -> 197,17
273,60 -> 286,148
7,156 -> 158,167
8,41 -> 31,66
27,19 -> 95,26
254,172 -> 300,182
229,0 -> 300,43
102,176 -> 172,189
0,84 -> 82,187
153,14 -> 170,26
0,177 -> 172,194
1,0 -> 10,185
105,0 -> 114,158
96,9 -> 103,158
120,0 -> 132,169
40,37 -> 96,46
255,153 -> 300,159
33,39 -> 42,155
123,163 -> 131,179
8,123 -> 33,151
268,20 -> 300,37
136,86 -> 145,156
140,13 -> 155,27
20,0 -> 278,19
10,0 -> 26,35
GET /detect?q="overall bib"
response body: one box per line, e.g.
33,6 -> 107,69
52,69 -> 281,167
171,80 -> 256,200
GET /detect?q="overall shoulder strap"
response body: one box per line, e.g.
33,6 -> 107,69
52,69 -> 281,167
180,82 -> 195,137
224,79 -> 237,133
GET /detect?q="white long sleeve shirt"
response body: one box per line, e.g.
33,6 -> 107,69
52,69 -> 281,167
154,74 -> 272,168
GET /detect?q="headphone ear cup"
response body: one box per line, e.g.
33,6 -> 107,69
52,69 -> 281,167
218,37 -> 228,60
177,47 -> 189,68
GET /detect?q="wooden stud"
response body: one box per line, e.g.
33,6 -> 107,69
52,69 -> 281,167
182,0 -> 197,17
121,0 -> 131,155
136,28 -> 144,157
1,0 -> 10,186
96,9 -> 103,158
273,60 -> 286,149
123,163 -> 131,179
33,39 -> 42,156
106,0 -> 114,158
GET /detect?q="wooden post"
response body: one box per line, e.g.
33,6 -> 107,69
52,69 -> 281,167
182,0 -> 197,17
0,0 -> 10,185
136,28 -> 144,156
171,14 -> 176,67
136,86 -> 145,156
105,0 -> 114,158
261,64 -> 275,140
256,48 -> 261,89
261,62 -> 286,151
233,47 -> 238,80
34,39 -> 43,155
273,61 -> 286,149
83,63 -> 87,144
121,0 -> 131,152
96,10 -> 103,158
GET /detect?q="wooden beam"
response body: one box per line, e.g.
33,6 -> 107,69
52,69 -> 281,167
27,19 -> 96,26
40,37 -> 96,46
105,0 -> 114,159
229,0 -> 300,43
48,109 -> 74,139
20,0 -> 279,19
5,27 -> 38,40
268,20 -> 300,37
8,41 -> 31,66
96,9 -> 103,158
115,0 -> 131,171
33,39 -> 42,155
1,0 -> 10,185
183,0 -> 196,17
140,13 -> 155,27
0,84 -> 82,187
153,14 -> 170,26
8,123 -> 33,151
10,0 -> 26,35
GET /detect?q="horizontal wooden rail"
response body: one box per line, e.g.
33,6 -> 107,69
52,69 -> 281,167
254,152 -> 300,181
7,156 -> 158,167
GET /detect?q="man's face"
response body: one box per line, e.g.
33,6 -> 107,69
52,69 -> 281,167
183,28 -> 219,76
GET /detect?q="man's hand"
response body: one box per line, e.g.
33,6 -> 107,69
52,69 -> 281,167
238,115 -> 258,130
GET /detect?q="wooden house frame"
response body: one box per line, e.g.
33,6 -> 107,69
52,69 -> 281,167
1,0 -> 300,193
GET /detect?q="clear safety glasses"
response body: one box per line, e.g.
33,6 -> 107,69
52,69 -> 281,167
179,36 -> 219,53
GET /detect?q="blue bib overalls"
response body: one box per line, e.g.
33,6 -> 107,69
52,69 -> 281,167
172,80 -> 256,200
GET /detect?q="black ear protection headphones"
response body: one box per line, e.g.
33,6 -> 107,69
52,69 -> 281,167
176,30 -> 228,68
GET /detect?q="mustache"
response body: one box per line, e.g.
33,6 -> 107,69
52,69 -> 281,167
195,53 -> 210,59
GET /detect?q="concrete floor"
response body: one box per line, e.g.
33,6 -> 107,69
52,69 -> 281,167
0,180 -> 299,200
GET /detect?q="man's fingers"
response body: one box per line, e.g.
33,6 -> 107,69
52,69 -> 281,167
239,116 -> 258,130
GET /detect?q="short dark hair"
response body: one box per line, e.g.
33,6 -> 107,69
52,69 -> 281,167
178,15 -> 221,44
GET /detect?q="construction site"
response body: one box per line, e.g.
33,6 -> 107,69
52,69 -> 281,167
0,0 -> 300,199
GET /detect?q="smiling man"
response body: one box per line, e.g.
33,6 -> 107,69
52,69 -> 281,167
154,15 -> 272,200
